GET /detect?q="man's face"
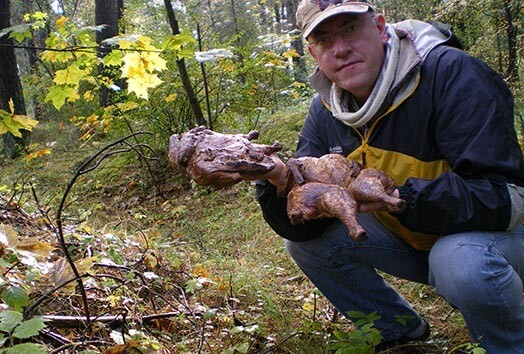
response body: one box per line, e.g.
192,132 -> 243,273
308,13 -> 388,103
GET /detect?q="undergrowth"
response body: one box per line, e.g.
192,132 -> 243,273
0,105 -> 478,353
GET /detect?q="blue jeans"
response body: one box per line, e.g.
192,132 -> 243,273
286,213 -> 524,353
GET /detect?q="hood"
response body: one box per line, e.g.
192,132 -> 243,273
309,20 -> 449,107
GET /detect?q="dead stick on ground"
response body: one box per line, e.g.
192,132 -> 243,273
38,311 -> 202,329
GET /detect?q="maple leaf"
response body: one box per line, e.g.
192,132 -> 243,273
45,85 -> 78,110
163,34 -> 196,59
120,52 -> 144,78
11,115 -> 38,132
126,73 -> 162,100
0,99 -> 38,137
141,51 -> 167,72
103,50 -> 123,67
53,63 -> 86,85
121,49 -> 165,99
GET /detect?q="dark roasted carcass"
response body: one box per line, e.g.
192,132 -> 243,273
287,182 -> 367,241
349,168 -> 406,213
168,126 -> 282,188
278,154 -> 362,197
281,154 -> 405,241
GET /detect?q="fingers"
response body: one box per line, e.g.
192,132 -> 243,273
261,154 -> 285,186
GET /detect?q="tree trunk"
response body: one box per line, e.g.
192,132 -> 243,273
0,0 -> 30,159
20,0 -> 47,122
503,0 -> 519,82
96,0 -> 122,107
163,0 -> 206,127
285,0 -> 308,82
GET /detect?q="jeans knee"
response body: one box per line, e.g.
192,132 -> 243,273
285,240 -> 310,267
428,237 -> 489,306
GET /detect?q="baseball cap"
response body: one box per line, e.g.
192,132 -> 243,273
297,0 -> 375,39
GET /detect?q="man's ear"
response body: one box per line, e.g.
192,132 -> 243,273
307,45 -> 317,60
375,14 -> 388,43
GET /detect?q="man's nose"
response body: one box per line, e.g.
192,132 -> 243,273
331,34 -> 351,56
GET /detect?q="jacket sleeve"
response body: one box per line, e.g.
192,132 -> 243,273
255,95 -> 335,241
396,46 -> 524,235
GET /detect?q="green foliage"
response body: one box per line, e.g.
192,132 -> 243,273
0,287 -> 30,311
0,311 -> 47,354
0,11 -> 47,42
449,342 -> 488,354
330,311 -> 382,354
0,100 -> 38,138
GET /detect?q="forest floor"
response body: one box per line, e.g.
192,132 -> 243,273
0,110 -> 480,353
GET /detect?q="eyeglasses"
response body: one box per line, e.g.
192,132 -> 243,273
315,0 -> 370,11
308,15 -> 374,53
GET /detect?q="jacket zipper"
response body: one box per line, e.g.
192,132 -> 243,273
352,127 -> 369,167
362,127 -> 370,167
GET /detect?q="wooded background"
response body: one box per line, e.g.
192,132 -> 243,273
0,0 -> 522,158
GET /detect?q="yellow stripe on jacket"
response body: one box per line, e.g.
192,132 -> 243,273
348,145 -> 451,250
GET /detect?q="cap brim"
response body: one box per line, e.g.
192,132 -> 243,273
303,4 -> 371,38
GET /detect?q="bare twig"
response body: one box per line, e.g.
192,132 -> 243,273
25,273 -> 89,318
53,132 -> 153,330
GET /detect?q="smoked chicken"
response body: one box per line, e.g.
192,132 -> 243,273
282,154 -> 406,241
349,168 -> 406,213
278,154 -> 362,197
287,182 -> 367,241
168,126 -> 282,188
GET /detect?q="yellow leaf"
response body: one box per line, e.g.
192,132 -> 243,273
282,49 -> 301,58
53,63 -> 86,85
55,16 -> 68,28
144,254 -> 158,269
0,109 -> 38,137
76,256 -> 98,274
115,101 -> 139,112
15,238 -> 56,259
33,12 -> 48,21
302,302 -> 315,312
107,294 -> 121,307
117,39 -> 135,50
8,98 -> 15,114
83,90 -> 94,101
67,89 -> 80,103
135,35 -> 153,48
165,94 -> 177,102
12,114 -> 38,131
193,264 -> 210,278
25,149 -> 52,163
126,73 -> 162,100
141,52 -> 167,72
120,52 -> 144,78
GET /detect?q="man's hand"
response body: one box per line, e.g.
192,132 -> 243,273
259,153 -> 285,186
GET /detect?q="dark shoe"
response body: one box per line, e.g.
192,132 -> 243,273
375,321 -> 430,353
